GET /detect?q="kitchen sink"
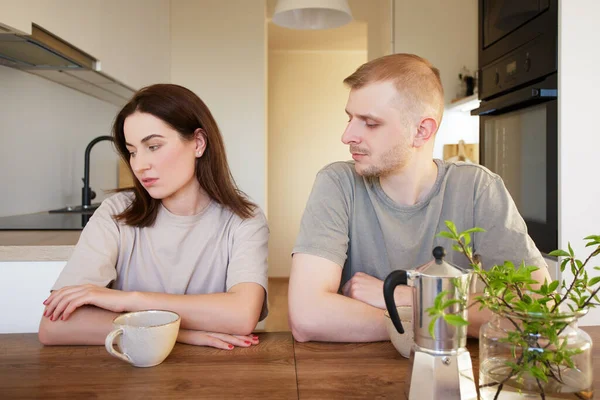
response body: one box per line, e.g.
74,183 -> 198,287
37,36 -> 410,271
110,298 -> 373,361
48,203 -> 101,214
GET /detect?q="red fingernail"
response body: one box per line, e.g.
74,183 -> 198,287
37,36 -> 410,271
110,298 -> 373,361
244,341 -> 251,345
43,300 -> 48,305
61,315 -> 64,321
228,344 -> 234,349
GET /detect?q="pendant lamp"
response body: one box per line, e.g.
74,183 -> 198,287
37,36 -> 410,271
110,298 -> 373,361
272,0 -> 353,30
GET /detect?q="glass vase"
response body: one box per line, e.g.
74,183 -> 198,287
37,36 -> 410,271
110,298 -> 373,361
479,310 -> 593,400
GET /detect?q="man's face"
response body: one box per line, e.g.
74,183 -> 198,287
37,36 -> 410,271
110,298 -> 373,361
342,81 -> 416,178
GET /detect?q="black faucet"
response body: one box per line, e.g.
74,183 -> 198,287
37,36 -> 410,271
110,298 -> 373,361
82,135 -> 114,209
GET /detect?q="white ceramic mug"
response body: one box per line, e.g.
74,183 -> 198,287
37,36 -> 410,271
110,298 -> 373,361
384,306 -> 414,359
105,310 -> 181,367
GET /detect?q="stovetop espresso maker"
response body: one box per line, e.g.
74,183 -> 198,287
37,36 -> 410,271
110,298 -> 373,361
383,246 -> 477,400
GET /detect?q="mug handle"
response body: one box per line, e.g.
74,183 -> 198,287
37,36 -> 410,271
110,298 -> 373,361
105,328 -> 132,364
383,270 -> 408,334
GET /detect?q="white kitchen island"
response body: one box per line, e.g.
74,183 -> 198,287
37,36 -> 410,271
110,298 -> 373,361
0,231 -> 80,333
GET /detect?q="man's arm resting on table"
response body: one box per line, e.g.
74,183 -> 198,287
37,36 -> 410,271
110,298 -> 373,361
288,253 -> 410,343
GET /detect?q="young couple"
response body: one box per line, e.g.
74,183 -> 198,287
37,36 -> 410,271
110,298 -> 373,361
39,53 -> 550,349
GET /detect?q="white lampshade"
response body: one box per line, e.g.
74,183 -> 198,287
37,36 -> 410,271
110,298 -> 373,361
272,0 -> 353,30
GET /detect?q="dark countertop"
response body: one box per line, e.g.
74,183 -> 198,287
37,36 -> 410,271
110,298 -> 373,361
0,213 -> 90,230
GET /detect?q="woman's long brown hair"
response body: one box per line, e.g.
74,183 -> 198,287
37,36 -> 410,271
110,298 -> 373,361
112,84 -> 256,227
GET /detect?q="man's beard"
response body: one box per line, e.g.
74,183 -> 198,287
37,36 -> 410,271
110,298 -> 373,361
357,142 -> 412,178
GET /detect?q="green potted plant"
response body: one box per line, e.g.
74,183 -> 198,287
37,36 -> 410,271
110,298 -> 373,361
428,221 -> 599,399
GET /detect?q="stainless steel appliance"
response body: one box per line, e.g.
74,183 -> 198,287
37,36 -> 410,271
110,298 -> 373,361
383,247 -> 477,400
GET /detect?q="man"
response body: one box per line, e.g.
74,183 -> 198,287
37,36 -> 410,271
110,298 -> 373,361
288,53 -> 550,342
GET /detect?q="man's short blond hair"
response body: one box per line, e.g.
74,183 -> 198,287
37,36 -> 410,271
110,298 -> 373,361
344,54 -> 444,129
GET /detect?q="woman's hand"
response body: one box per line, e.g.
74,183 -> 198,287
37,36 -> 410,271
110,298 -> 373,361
177,329 -> 260,350
43,284 -> 134,321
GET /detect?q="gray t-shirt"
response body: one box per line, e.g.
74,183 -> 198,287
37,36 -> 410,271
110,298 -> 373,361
293,159 -> 545,288
53,192 -> 269,320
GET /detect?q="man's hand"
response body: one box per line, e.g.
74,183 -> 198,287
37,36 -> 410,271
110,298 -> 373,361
43,284 -> 134,321
341,272 -> 412,309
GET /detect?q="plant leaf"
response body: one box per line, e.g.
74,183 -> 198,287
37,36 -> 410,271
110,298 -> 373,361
443,314 -> 469,327
463,233 -> 471,246
589,276 -> 600,287
437,231 -> 455,240
549,249 -> 570,257
434,291 -> 447,309
445,220 -> 458,236
568,242 -> 574,257
548,280 -> 559,292
441,299 -> 465,310
463,227 -> 486,234
452,244 -> 464,253
529,366 -> 548,383
571,261 -> 578,276
428,317 -> 438,340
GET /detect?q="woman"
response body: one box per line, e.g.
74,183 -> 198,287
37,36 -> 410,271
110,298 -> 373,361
38,84 -> 268,350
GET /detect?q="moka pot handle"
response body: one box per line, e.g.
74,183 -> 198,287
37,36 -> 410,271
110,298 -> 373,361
383,270 -> 409,334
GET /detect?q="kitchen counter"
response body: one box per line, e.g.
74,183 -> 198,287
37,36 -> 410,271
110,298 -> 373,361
0,212 -> 90,231
0,210 -> 86,261
0,231 -> 80,261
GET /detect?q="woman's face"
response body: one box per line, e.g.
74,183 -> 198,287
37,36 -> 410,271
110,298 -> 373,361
124,112 -> 204,201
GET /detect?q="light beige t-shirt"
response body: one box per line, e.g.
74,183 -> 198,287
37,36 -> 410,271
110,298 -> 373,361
53,192 -> 269,320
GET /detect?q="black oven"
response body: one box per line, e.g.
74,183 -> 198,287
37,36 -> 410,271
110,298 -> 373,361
480,0 -> 557,68
473,74 -> 557,254
473,0 -> 558,254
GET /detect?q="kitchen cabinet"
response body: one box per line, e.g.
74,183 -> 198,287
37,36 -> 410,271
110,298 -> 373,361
0,261 -> 66,333
0,0 -> 170,90
0,21 -> 22,34
0,231 -> 77,333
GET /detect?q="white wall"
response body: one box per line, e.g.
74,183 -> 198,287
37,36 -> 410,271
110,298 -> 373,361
0,65 -> 119,217
393,0 -> 477,105
170,0 -> 267,210
559,1 -> 600,326
348,0 -> 392,61
393,0 -> 479,160
0,0 -> 171,89
268,50 -> 367,277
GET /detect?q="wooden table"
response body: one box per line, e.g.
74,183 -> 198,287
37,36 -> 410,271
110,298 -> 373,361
1,328 -> 599,399
295,327 -> 600,399
0,332 -> 297,399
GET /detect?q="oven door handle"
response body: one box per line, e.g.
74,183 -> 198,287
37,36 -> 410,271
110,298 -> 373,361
471,87 -> 557,116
